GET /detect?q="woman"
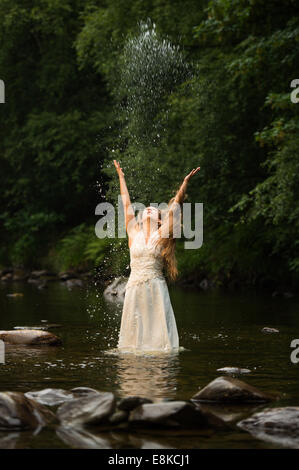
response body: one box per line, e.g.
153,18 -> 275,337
113,159 -> 200,353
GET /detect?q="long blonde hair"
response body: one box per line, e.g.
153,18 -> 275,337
136,198 -> 183,282
156,197 -> 183,282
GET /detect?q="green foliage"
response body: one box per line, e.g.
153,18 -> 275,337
46,223 -> 129,279
0,0 -> 298,289
0,0 -> 111,267
49,223 -> 110,272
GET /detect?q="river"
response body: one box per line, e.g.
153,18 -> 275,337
0,281 -> 298,448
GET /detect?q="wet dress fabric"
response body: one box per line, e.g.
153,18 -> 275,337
117,229 -> 179,353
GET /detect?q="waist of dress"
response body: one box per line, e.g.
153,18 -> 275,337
125,261 -> 165,289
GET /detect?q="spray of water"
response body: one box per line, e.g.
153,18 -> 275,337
119,19 -> 190,146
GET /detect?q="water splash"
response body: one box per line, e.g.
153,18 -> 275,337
119,19 -> 190,146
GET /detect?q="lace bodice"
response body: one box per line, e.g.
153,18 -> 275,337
125,229 -> 165,289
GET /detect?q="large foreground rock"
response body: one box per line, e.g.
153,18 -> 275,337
191,376 -> 275,403
57,392 -> 116,427
238,407 -> 299,448
128,401 -> 226,429
25,388 -> 74,406
0,329 -> 62,346
25,387 -> 100,407
0,392 -> 55,430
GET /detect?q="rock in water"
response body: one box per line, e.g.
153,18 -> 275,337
0,329 -> 62,345
0,392 -> 55,430
71,387 -> 102,398
128,401 -> 226,429
65,278 -> 83,289
57,392 -> 116,427
217,367 -> 251,375
25,388 -> 73,406
117,396 -> 153,411
191,376 -> 275,403
103,277 -> 127,300
261,327 -> 279,334
13,324 -> 62,331
238,407 -> 299,448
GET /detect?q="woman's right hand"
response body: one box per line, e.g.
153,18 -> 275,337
113,160 -> 124,178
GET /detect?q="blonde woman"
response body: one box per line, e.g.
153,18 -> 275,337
113,160 -> 200,353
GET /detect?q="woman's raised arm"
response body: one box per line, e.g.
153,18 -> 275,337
172,167 -> 201,206
113,160 -> 138,237
158,166 -> 201,239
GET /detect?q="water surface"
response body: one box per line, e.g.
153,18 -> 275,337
0,281 -> 298,449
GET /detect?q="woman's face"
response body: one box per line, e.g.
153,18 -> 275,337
142,206 -> 160,226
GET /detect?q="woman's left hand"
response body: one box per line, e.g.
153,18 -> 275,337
184,166 -> 201,184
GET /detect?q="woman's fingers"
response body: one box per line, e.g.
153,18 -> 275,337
191,167 -> 200,175
185,166 -> 201,181
113,160 -> 124,175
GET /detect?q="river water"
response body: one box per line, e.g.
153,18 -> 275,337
0,281 -> 298,449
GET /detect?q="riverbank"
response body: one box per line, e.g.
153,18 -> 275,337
0,266 -> 296,299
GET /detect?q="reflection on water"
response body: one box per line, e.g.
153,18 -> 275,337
104,348 -> 180,399
0,432 -> 20,450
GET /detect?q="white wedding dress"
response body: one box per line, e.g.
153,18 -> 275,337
117,229 -> 179,354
